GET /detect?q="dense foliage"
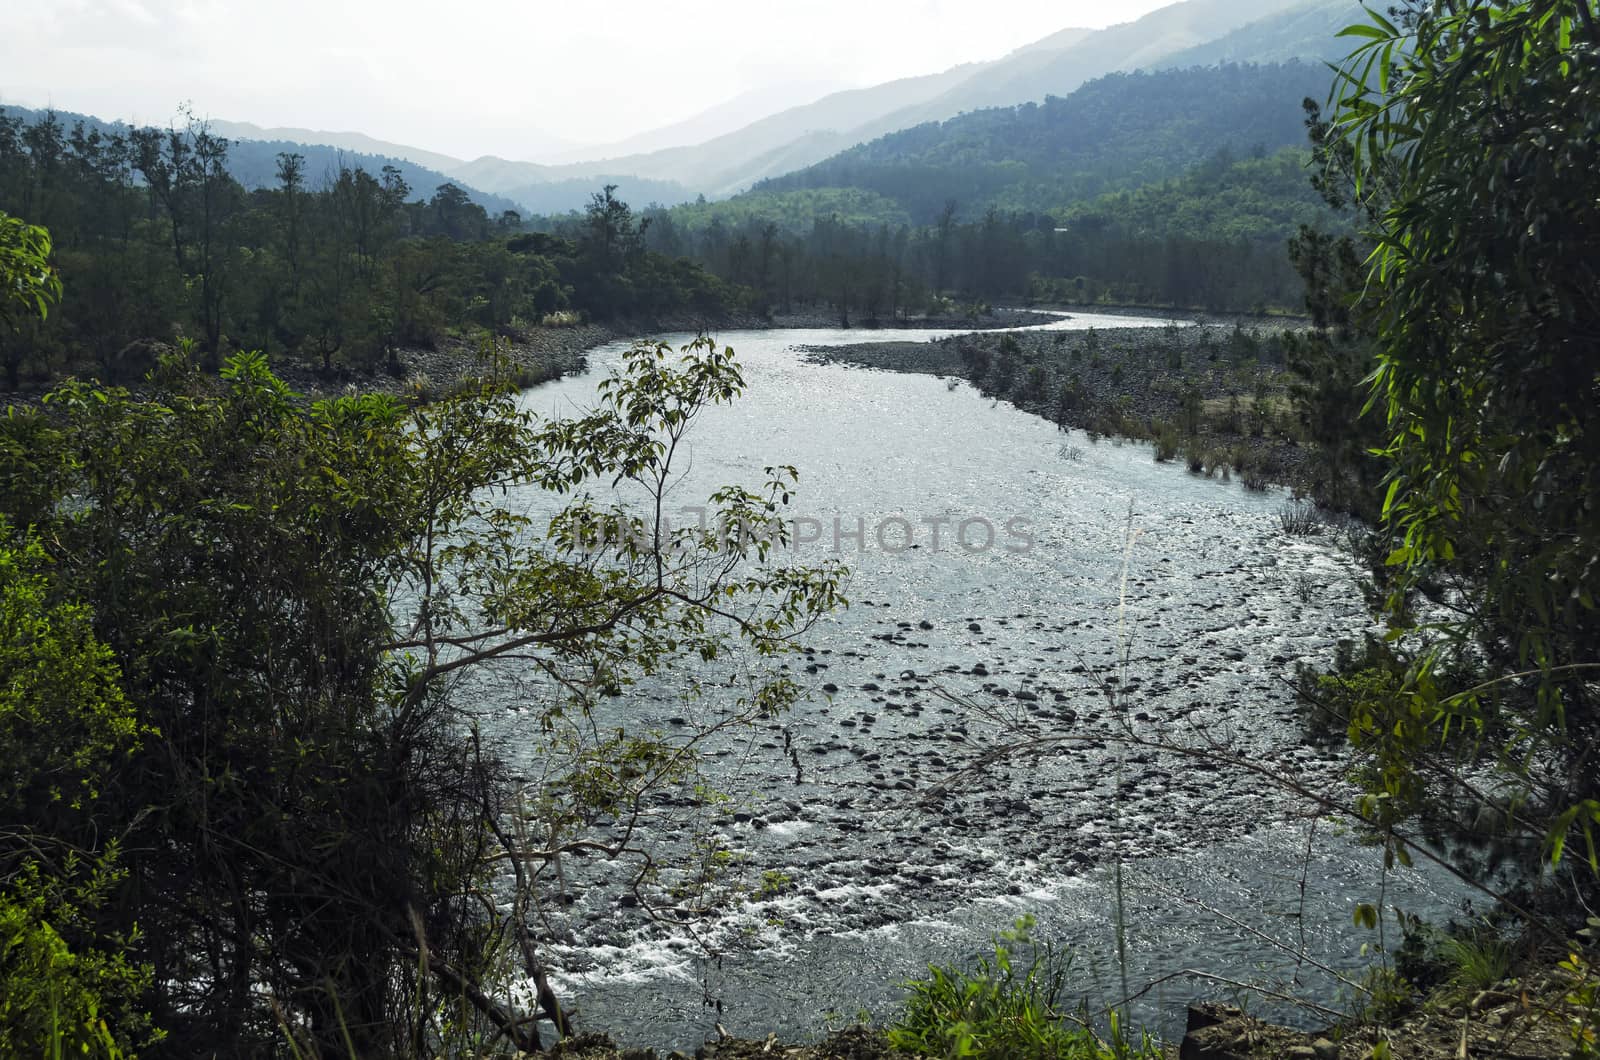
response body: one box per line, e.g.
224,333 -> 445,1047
0,529 -> 156,1058
0,326 -> 842,1053
625,65 -> 1346,315
1320,0 -> 1600,875
758,63 -> 1332,224
0,110 -> 747,387
640,159 -> 1320,318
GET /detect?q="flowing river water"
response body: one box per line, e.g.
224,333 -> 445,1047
486,316 -> 1473,1050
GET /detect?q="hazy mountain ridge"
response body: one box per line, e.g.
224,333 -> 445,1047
445,59 -> 999,205
732,0 -> 1329,178
853,0 -> 1318,136
488,175 -> 699,216
473,0 -> 1343,213
542,79 -> 855,163
0,106 -> 525,217
6,0 -> 1357,219
205,120 -> 467,174
1156,0 -> 1365,68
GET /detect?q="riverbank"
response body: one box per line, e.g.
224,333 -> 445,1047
799,318 -> 1316,494
544,934 -> 1597,1059
549,1026 -> 896,1059
0,307 -> 1067,408
272,307 -> 1066,402
762,307 -> 1068,332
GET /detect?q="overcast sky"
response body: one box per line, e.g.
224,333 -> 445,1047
5,0 -> 1175,161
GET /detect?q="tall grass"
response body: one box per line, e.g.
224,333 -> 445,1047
889,917 -> 1161,1060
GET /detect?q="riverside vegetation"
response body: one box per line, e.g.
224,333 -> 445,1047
800,318 -> 1320,502
4,0 -> 1600,1056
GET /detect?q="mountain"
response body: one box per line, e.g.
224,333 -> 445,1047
476,0 -> 1340,215
12,0 -> 1359,222
0,106 -> 525,217
855,0 -> 1315,134
444,155 -> 552,196
1156,0 -> 1363,67
486,175 -> 699,216
749,61 -> 1334,224
443,58 -> 999,209
205,121 -> 466,175
1010,27 -> 1098,56
544,79 -> 854,163
223,139 -> 526,216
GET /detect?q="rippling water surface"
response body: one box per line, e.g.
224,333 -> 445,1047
486,317 -> 1470,1049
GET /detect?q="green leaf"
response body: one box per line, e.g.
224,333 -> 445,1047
1339,22 -> 1392,40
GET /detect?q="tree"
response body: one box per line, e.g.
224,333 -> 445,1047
129,114 -> 238,366
275,152 -> 306,299
0,210 -> 61,388
0,108 -> 747,381
573,184 -> 651,316
427,182 -> 484,241
1328,1 -> 1600,866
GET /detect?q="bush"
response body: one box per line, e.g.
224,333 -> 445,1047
0,884 -> 153,1059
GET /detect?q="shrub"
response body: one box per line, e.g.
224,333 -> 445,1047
1278,500 -> 1321,536
0,527 -> 155,1057
1153,423 -> 1182,463
0,883 -> 153,1059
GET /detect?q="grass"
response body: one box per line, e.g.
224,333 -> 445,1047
1200,393 -> 1292,419
1278,500 -> 1322,536
888,917 -> 1162,1060
1441,931 -> 1515,993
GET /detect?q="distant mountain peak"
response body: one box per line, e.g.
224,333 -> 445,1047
1008,27 -> 1096,56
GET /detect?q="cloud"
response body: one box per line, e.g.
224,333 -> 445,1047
3,0 -> 1174,159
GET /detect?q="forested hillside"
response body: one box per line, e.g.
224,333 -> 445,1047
631,148 -> 1325,317
607,63 -> 1340,316
0,111 -> 745,387
818,0 -> 1319,151
758,63 -> 1332,222
1060,144 -> 1338,243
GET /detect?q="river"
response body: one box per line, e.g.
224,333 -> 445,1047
488,316 -> 1470,1050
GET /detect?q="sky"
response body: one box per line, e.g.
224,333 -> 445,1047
4,0 -> 1176,162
